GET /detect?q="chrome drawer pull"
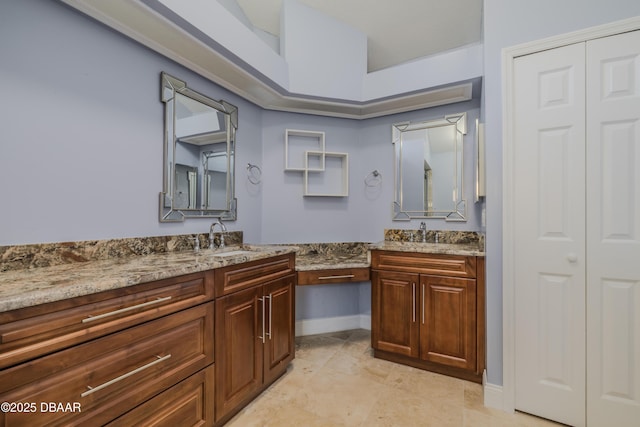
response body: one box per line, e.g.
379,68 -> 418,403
81,354 -> 171,397
258,297 -> 265,343
412,283 -> 416,323
266,294 -> 272,339
82,296 -> 172,323
422,284 -> 425,325
317,274 -> 355,280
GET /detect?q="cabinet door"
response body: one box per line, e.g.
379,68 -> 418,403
420,275 -> 476,371
371,270 -> 419,357
214,287 -> 263,422
263,275 -> 295,384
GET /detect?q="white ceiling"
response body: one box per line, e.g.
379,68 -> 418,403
60,0 -> 483,118
235,0 -> 483,71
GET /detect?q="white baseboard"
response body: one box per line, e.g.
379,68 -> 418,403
482,370 -> 505,410
483,382 -> 505,410
295,314 -> 371,337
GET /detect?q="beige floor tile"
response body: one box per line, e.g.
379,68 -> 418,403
385,363 -> 466,406
295,334 -> 346,366
324,349 -> 395,384
227,329 -> 565,427
364,385 -> 463,427
293,367 -> 386,426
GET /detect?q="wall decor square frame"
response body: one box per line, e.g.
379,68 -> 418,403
284,129 -> 325,171
303,151 -> 349,197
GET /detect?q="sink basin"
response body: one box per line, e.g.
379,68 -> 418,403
212,250 -> 253,258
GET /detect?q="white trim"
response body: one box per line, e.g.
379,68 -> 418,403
483,369 -> 507,411
295,314 -> 371,337
59,0 -> 477,119
483,383 -> 505,411
502,15 -> 640,415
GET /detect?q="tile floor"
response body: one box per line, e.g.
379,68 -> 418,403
226,329 -> 565,427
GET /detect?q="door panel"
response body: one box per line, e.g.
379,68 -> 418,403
420,275 -> 476,371
371,270 -> 419,357
513,41 -> 586,427
263,276 -> 295,384
214,287 -> 262,422
586,29 -> 640,427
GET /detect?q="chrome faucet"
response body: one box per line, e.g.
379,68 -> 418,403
419,222 -> 427,243
209,219 -> 227,249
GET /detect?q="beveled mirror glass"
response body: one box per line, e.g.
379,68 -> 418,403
392,112 -> 467,221
159,72 -> 237,222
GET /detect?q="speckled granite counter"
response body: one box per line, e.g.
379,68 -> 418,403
293,242 -> 370,271
369,241 -> 485,257
0,244 -> 296,313
0,229 -> 484,312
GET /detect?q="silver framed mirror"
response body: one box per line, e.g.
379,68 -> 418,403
392,112 -> 467,221
159,72 -> 238,222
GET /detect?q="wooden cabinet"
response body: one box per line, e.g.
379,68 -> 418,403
371,250 -> 485,383
420,275 -> 476,371
0,253 -> 296,426
0,303 -> 214,427
215,286 -> 263,420
297,267 -> 370,286
0,270 -> 214,370
262,277 -> 295,384
370,270 -> 419,358
214,254 -> 295,425
107,366 -> 215,427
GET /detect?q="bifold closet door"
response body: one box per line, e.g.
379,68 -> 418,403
513,42 -> 587,427
514,29 -> 640,427
585,30 -> 640,427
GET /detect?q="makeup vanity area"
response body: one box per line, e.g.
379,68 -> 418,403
0,73 -> 485,426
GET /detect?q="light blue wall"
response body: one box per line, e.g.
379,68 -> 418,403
483,0 -> 640,385
261,104 -> 481,326
0,0 -> 482,332
0,0 -> 264,245
257,104 -> 482,246
0,0 -> 492,379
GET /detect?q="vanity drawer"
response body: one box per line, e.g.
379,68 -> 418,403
0,270 -> 214,369
0,303 -> 214,427
371,250 -> 476,278
214,254 -> 295,296
106,365 -> 215,427
297,267 -> 370,285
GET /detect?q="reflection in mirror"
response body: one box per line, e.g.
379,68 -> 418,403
160,73 -> 237,222
392,113 -> 467,221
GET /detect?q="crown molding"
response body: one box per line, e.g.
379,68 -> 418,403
61,0 -> 478,119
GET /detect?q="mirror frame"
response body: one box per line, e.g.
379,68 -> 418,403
159,72 -> 238,222
392,112 -> 467,221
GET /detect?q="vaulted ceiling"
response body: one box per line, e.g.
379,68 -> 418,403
234,0 -> 483,72
61,0 -> 484,118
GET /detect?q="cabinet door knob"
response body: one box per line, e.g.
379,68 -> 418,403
567,253 -> 578,263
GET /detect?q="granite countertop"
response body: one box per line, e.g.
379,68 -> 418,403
292,242 -> 371,272
369,241 -> 485,257
295,252 -> 370,271
0,234 -> 484,313
0,245 -> 296,313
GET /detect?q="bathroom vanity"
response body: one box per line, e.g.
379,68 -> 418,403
0,246 -> 296,427
0,230 -> 485,426
370,242 -> 485,383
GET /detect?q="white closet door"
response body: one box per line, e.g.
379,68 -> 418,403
513,43 -> 587,427
586,30 -> 640,427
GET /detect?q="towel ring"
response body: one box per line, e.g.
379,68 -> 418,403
247,163 -> 262,184
364,170 -> 382,187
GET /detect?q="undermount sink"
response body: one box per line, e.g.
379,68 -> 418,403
212,250 -> 253,257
